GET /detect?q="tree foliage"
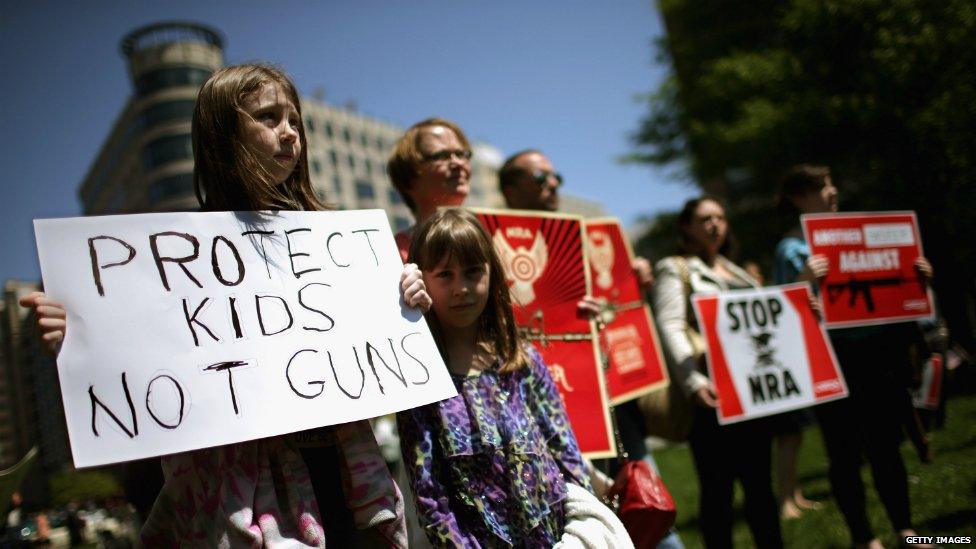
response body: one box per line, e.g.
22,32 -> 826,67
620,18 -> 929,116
633,212 -> 681,266
634,0 -> 976,345
49,470 -> 122,507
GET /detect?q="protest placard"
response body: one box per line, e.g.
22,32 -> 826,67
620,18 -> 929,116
692,283 -> 848,425
33,210 -> 455,468
584,219 -> 667,404
471,208 -> 616,458
802,211 -> 935,328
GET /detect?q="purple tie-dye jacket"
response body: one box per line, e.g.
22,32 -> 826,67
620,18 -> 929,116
397,346 -> 592,548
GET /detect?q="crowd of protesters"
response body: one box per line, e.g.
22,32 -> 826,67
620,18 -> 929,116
18,64 -> 956,548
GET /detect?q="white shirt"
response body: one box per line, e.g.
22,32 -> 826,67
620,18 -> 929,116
651,255 -> 759,396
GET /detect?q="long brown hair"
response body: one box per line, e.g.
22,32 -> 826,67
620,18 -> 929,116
192,64 -> 324,212
677,195 -> 735,258
408,208 -> 529,373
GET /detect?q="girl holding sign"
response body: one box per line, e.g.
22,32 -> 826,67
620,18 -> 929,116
397,208 -> 627,547
777,165 -> 933,549
22,64 -> 432,548
652,196 -> 783,549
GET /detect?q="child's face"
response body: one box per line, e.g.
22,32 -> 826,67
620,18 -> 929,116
424,257 -> 490,332
240,82 -> 302,186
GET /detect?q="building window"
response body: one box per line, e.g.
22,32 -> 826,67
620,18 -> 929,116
312,159 -> 322,174
360,133 -> 369,148
305,116 -> 315,133
394,216 -> 411,231
355,180 -> 375,201
364,158 -> 372,175
388,188 -> 403,205
343,127 -> 352,143
140,99 -> 195,128
333,175 -> 343,196
329,150 -> 338,167
376,137 -> 385,151
325,122 -> 334,138
347,154 -> 355,169
135,67 -> 212,96
148,172 -> 193,204
142,133 -> 192,170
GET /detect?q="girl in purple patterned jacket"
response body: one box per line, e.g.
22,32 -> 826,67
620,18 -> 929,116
398,207 -> 593,547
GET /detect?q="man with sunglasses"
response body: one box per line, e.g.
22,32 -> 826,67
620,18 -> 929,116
498,149 -> 563,212
498,149 -> 653,289
498,149 -> 684,549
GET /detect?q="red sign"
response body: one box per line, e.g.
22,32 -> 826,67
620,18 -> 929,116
802,212 -> 935,328
693,284 -> 848,424
471,208 -> 615,458
584,219 -> 667,404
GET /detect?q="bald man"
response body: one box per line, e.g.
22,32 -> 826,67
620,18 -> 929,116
499,149 -> 654,289
497,151 -> 689,549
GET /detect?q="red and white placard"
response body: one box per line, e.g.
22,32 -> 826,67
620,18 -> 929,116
802,211 -> 935,328
471,208 -> 616,458
692,284 -> 848,425
584,218 -> 668,404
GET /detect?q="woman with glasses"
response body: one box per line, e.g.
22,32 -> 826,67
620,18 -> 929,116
388,117 -> 474,261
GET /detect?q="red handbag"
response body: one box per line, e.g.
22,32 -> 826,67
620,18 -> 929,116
608,459 -> 677,549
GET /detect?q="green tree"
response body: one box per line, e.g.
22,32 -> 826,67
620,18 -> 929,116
634,0 -> 976,346
633,212 -> 680,266
49,469 -> 122,507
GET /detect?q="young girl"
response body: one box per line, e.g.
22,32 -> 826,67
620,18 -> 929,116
397,207 -> 593,547
22,64 -> 431,547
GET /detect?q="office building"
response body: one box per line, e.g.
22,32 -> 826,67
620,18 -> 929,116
78,21 -> 510,221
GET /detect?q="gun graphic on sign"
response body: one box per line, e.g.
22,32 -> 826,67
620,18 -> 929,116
802,212 -> 934,327
825,276 -> 912,312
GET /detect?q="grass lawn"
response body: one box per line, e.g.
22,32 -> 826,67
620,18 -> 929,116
654,393 -> 976,548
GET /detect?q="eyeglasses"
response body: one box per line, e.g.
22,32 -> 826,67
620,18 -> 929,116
529,169 -> 563,187
421,149 -> 473,163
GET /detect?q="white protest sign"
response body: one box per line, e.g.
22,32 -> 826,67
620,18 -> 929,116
34,210 -> 455,468
692,283 -> 848,425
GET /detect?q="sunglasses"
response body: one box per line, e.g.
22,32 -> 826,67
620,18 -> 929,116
529,169 -> 563,187
421,149 -> 473,163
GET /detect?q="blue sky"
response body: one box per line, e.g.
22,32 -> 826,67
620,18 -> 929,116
0,1 -> 696,283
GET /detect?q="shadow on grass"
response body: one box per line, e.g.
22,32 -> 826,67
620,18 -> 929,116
933,434 -> 976,456
797,470 -> 829,484
918,507 -> 976,531
674,506 -> 750,531
802,487 -> 833,501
